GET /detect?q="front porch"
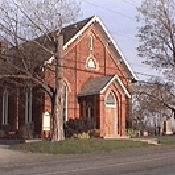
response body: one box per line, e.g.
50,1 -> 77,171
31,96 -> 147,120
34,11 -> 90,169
78,75 -> 130,139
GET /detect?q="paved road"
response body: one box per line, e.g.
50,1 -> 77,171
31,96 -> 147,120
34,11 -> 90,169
1,146 -> 175,175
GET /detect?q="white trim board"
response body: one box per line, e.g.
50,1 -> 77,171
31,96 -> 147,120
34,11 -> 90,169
46,16 -> 137,80
100,75 -> 131,98
106,104 -> 116,108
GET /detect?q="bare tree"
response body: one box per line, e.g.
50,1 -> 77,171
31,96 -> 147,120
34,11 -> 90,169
0,0 -> 82,141
137,0 -> 175,117
132,79 -> 174,135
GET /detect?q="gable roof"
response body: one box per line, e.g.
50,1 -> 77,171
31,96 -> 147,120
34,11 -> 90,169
61,16 -> 137,80
78,75 -> 131,98
62,17 -> 94,45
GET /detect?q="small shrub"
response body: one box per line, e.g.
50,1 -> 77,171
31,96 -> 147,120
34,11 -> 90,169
20,123 -> 34,140
81,132 -> 89,139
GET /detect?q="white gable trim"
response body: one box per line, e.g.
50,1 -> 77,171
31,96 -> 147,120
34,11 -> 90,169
100,75 -> 131,98
44,16 -> 137,80
63,16 -> 137,80
44,56 -> 54,67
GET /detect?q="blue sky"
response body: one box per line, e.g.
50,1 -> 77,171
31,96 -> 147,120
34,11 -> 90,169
79,0 -> 161,80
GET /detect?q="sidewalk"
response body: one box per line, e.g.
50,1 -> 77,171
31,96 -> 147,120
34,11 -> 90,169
129,137 -> 160,145
103,137 -> 160,145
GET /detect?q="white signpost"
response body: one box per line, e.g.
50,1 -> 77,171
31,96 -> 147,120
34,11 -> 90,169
43,112 -> 50,131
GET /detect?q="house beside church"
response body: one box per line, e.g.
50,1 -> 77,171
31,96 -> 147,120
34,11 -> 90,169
0,16 -> 137,139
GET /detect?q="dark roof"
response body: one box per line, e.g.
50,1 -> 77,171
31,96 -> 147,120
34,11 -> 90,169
78,75 -> 115,97
62,16 -> 94,45
17,16 -> 94,50
0,16 -> 95,76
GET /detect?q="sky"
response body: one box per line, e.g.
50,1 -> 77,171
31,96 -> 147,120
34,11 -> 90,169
78,0 -> 161,81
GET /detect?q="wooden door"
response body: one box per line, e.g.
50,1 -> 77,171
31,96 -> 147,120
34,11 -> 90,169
106,107 -> 115,137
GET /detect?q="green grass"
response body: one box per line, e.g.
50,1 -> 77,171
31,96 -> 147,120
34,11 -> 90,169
157,136 -> 175,145
8,138 -> 152,154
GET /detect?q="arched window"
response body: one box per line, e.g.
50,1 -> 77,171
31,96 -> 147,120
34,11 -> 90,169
86,57 -> 96,70
86,104 -> 94,120
106,93 -> 116,106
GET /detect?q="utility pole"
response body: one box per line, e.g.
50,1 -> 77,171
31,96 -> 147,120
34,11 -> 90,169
52,14 -> 65,142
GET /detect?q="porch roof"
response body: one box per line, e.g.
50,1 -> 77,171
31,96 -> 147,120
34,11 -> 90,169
78,75 -> 131,98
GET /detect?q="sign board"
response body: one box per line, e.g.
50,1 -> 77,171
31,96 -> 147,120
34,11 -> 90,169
43,112 -> 50,131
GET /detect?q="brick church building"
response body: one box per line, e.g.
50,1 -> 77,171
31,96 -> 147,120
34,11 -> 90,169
0,16 -> 137,139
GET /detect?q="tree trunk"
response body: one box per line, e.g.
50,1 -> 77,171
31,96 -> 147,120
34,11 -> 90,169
52,32 -> 64,141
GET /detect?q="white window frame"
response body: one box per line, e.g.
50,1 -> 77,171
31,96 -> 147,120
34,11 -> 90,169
90,35 -> 93,51
25,88 -> 29,125
88,107 -> 91,119
3,87 -> 8,125
86,57 -> 96,70
63,83 -> 69,122
43,112 -> 50,131
25,87 -> 33,125
29,87 -> 33,124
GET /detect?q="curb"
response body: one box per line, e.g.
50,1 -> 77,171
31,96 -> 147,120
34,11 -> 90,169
0,145 -> 10,149
25,140 -> 42,143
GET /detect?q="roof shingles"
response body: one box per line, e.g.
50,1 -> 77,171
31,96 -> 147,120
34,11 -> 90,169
62,16 -> 94,45
78,75 -> 115,97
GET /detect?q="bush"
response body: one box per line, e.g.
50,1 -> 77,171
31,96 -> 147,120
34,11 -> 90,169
66,119 -> 95,138
20,123 -> 34,140
128,129 -> 138,138
0,130 -> 5,138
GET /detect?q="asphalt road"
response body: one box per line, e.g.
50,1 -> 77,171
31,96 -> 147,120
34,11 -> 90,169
1,146 -> 175,175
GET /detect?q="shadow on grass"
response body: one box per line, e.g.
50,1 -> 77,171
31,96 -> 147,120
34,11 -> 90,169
157,136 -> 175,145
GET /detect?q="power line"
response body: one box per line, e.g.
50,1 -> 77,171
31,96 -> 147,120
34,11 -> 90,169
134,71 -> 162,78
45,63 -> 131,80
123,0 -> 137,8
5,49 -> 165,80
83,0 -> 135,21
123,0 -> 141,7
130,0 -> 141,6
12,51 -> 165,80
46,58 -> 165,81
131,63 -> 151,68
111,32 -> 138,41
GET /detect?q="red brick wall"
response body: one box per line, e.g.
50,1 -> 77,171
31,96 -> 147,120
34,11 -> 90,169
99,94 -> 105,137
44,23 -> 132,137
62,24 -> 131,120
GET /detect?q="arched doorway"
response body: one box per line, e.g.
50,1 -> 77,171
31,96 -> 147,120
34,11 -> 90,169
106,92 -> 119,138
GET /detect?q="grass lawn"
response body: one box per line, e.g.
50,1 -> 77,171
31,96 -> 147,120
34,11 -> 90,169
8,138 -> 153,154
157,136 -> 175,145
